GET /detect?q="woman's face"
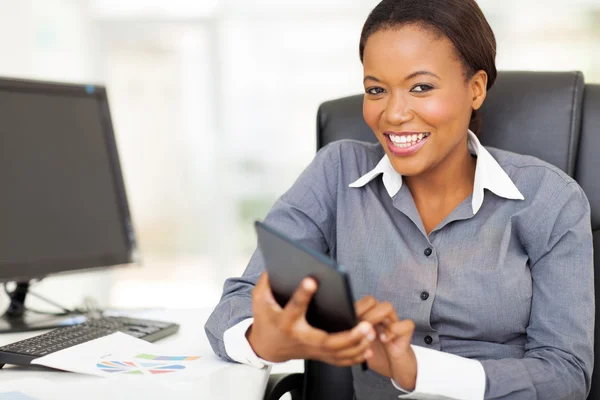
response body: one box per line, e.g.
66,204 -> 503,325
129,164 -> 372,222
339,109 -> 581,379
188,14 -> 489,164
362,24 -> 486,177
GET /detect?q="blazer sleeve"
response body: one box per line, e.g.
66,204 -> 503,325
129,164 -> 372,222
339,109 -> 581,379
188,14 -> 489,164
481,181 -> 594,399
204,143 -> 340,361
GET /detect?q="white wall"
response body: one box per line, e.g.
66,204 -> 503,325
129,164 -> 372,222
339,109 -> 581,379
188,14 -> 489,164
0,0 -> 597,312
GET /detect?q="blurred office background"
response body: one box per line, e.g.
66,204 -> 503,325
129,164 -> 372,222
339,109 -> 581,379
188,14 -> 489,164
0,0 -> 598,312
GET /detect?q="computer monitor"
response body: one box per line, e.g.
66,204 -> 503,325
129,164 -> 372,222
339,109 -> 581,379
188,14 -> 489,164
0,77 -> 138,332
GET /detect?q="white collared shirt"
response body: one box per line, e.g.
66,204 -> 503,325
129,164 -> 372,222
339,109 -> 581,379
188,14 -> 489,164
349,130 -> 524,214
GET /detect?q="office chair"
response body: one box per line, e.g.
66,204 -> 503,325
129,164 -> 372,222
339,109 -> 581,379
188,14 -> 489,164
264,71 -> 599,400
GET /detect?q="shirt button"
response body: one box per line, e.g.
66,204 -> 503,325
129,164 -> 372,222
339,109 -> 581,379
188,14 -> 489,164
424,247 -> 433,257
420,291 -> 429,301
424,335 -> 433,345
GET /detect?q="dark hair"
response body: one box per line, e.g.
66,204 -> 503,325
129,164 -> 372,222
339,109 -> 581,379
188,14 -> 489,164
359,0 -> 497,136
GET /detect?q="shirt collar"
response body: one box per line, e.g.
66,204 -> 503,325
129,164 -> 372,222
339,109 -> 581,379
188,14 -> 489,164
349,130 -> 525,214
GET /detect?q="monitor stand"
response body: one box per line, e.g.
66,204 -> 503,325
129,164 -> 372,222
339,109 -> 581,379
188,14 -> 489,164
0,282 -> 85,333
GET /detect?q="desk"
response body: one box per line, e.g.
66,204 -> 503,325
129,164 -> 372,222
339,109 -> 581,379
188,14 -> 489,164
0,308 -> 303,400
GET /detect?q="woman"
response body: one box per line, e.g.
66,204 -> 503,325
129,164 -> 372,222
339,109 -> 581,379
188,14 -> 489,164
205,0 -> 594,398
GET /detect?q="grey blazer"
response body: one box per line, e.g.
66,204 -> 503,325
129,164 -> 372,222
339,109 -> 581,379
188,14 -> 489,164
205,140 -> 594,399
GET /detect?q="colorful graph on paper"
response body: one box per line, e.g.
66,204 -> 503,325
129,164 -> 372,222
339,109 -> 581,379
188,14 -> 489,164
136,354 -> 201,362
96,354 -> 201,375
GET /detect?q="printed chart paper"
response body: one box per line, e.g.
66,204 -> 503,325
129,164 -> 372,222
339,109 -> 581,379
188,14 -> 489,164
31,332 -> 224,378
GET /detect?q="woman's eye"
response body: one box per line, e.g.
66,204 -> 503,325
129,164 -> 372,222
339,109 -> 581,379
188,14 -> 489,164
411,84 -> 434,93
365,87 -> 385,95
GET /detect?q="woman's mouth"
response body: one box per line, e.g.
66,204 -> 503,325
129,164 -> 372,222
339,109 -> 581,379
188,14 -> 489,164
384,131 -> 430,156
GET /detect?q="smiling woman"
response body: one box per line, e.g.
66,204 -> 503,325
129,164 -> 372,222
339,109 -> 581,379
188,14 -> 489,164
359,0 -> 497,136
362,26 -> 485,177
362,27 -> 487,232
205,1 -> 594,399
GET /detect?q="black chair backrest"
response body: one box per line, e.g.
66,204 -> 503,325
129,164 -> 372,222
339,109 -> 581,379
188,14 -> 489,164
576,83 -> 600,400
318,71 -> 584,174
313,71 -> 598,400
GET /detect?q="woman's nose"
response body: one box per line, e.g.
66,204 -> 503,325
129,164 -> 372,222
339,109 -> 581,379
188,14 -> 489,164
384,94 -> 414,126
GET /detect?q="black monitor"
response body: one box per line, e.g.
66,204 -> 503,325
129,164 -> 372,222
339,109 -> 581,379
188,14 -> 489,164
0,77 -> 138,332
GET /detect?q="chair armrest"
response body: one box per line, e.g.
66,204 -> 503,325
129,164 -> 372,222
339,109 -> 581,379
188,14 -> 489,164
263,373 -> 304,400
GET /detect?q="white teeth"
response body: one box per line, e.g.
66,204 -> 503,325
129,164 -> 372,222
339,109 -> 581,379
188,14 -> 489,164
389,132 -> 429,148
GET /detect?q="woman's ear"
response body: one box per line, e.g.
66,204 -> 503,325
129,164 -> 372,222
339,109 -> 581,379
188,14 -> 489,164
471,70 -> 488,111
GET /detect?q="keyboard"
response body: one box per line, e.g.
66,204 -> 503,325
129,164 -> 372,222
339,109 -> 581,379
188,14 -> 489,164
0,316 -> 179,368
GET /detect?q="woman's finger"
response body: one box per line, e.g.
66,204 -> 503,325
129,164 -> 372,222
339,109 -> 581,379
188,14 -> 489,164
279,277 -> 318,326
385,320 -> 416,349
252,273 -> 282,313
355,295 -> 378,317
328,334 -> 373,361
360,301 -> 399,326
320,321 -> 375,352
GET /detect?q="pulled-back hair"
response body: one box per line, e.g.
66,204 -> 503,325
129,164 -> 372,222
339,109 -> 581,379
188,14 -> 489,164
359,0 -> 497,135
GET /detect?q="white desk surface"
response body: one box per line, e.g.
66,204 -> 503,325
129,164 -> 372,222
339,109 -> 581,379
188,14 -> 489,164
0,308 -> 303,400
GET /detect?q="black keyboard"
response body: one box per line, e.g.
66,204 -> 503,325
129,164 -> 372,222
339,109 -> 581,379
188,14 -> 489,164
0,316 -> 179,368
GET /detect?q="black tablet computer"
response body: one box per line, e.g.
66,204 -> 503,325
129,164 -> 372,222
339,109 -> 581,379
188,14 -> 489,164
255,220 -> 358,334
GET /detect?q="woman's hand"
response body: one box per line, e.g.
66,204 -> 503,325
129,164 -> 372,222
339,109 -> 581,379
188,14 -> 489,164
356,296 -> 417,391
246,273 -> 377,366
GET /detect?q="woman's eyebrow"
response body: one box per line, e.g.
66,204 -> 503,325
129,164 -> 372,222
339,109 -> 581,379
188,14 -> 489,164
363,75 -> 381,84
363,71 -> 441,84
404,70 -> 441,81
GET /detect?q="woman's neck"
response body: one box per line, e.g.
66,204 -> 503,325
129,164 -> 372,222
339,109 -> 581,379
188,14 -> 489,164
404,143 -> 476,205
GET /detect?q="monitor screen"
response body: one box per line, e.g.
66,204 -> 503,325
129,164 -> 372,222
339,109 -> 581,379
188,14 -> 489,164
0,78 -> 137,282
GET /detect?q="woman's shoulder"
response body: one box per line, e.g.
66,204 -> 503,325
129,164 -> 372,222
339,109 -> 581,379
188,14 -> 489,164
295,139 -> 385,193
318,139 -> 384,170
321,139 -> 383,156
486,146 -> 588,211
486,146 -> 575,186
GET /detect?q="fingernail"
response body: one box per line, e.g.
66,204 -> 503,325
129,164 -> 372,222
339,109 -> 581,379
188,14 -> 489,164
366,331 -> 375,341
380,333 -> 388,342
303,278 -> 316,291
364,349 -> 373,359
358,322 -> 371,335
